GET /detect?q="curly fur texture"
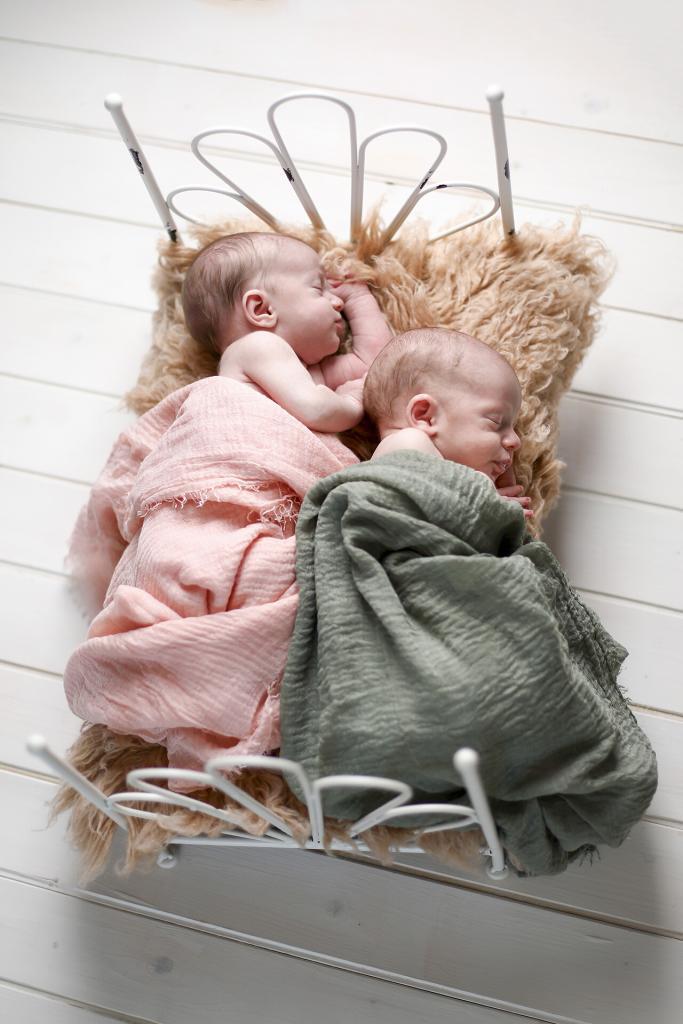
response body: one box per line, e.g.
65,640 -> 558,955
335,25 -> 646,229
58,212 -> 612,878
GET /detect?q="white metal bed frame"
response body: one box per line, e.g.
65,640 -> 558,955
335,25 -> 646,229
27,87 -> 517,881
103,85 -> 515,245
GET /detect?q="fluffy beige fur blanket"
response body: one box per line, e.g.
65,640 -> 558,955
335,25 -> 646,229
56,212 -> 612,879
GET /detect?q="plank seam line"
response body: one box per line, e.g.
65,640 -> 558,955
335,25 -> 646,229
344,855 -> 683,941
513,198 -> 681,233
0,279 -> 153,314
565,391 -> 683,419
1,34 -> 681,150
600,302 -> 683,324
0,463 -> 92,487
577,586 -> 682,617
0,977 -> 156,1024
0,196 -> 157,233
0,370 -> 122,400
632,702 -> 683,719
632,705 -> 683,725
2,117 -> 682,235
0,871 -> 661,1024
558,484 -> 683,514
0,557 -> 72,580
0,657 -> 62,680
642,813 -> 683,829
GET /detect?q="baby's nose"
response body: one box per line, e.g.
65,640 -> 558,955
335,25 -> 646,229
330,292 -> 344,311
504,429 -> 521,451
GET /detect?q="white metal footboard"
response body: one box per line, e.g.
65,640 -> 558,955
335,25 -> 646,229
27,736 -> 508,879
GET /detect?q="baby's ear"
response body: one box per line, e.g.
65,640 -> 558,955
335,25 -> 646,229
406,393 -> 438,435
242,289 -> 277,329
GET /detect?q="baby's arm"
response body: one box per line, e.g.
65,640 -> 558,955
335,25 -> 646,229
372,428 -> 441,461
320,280 -> 393,391
220,333 -> 363,432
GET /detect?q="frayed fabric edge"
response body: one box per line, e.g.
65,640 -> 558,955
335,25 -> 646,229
137,484 -> 302,535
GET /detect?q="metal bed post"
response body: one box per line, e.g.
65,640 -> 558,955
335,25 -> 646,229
486,85 -> 515,237
26,735 -> 129,831
454,749 -> 507,879
104,93 -> 180,243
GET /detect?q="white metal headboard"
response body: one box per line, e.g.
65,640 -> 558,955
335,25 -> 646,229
103,86 -> 515,248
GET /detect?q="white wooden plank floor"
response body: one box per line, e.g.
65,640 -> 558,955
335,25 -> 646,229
1,2 -> 681,1021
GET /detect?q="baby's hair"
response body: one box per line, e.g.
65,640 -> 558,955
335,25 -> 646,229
181,231 -> 307,353
364,327 -> 475,427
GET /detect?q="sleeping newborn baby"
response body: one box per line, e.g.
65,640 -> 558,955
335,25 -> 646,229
182,231 -> 392,431
364,327 -> 533,518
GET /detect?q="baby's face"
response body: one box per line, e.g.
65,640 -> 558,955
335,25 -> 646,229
433,360 -> 522,481
265,244 -> 344,365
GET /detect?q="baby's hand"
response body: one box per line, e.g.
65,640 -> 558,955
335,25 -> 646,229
496,482 -> 534,520
328,275 -> 373,308
335,377 -> 365,407
494,465 -> 532,518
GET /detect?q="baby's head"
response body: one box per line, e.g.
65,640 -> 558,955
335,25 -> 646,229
182,232 -> 344,363
364,328 -> 522,481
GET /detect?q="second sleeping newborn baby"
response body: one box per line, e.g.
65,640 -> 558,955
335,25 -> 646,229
364,327 -> 533,518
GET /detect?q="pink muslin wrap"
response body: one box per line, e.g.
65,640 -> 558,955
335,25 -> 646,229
64,376 -> 357,773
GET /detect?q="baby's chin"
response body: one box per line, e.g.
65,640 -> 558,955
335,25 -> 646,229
441,456 -> 500,484
463,464 -> 498,484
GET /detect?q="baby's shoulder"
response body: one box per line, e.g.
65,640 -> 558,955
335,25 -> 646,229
220,331 -> 294,373
218,332 -> 280,382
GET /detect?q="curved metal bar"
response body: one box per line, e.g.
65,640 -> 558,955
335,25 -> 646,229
267,93 -> 359,234
205,754 -> 318,841
357,126 -> 448,244
312,775 -> 413,838
191,128 -> 284,228
108,791 -> 203,822
125,767 -> 268,830
166,185 -> 278,229
405,182 -> 500,246
355,802 -> 479,836
454,748 -> 507,878
108,790 -> 289,844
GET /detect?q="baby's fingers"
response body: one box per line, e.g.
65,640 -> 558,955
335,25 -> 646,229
329,277 -> 370,300
497,485 -> 524,498
501,493 -> 534,517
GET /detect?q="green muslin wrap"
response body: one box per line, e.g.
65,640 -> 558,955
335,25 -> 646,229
280,452 -> 658,876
